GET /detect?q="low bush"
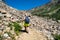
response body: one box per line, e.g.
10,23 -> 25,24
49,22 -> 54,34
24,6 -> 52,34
12,22 -> 22,35
53,34 -> 60,40
8,22 -> 22,35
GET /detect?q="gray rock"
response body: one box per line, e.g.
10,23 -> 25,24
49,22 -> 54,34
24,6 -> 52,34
3,33 -> 9,38
0,13 -> 3,16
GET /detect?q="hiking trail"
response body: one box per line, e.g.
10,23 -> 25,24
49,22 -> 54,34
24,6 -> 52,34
16,28 -> 47,40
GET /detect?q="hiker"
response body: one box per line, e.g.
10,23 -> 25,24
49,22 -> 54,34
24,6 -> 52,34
24,16 -> 30,33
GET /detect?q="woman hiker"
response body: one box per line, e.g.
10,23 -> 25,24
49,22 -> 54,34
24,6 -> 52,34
23,16 -> 30,33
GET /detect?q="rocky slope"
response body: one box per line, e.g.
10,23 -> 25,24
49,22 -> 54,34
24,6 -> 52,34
0,1 -> 48,40
29,0 -> 60,17
0,1 -> 60,40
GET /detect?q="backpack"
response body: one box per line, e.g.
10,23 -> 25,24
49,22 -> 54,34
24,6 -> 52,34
25,16 -> 30,24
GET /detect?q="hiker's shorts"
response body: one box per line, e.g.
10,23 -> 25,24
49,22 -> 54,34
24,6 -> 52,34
24,22 -> 30,27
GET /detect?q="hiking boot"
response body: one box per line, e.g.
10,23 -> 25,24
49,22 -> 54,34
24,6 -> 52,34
26,31 -> 28,33
25,30 -> 28,33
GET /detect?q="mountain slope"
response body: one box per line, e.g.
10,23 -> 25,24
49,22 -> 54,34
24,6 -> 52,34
0,1 -> 60,40
0,1 -> 48,40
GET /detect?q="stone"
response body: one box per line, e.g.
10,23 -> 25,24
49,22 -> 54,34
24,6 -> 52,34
0,30 -> 2,35
5,27 -> 10,32
58,20 -> 60,22
6,36 -> 12,40
0,26 -> 5,31
57,26 -> 60,31
2,12 -> 6,14
6,14 -> 11,17
0,13 -> 3,16
3,21 -> 9,25
3,33 -> 9,38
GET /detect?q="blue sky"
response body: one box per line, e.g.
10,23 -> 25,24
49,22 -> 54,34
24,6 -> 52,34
4,0 -> 51,10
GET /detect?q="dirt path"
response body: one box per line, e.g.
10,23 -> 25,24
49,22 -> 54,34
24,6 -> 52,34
16,28 -> 47,40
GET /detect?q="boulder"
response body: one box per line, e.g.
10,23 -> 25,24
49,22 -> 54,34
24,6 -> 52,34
3,33 -> 9,38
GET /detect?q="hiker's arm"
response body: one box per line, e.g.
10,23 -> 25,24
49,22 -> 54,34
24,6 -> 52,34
20,19 -> 25,22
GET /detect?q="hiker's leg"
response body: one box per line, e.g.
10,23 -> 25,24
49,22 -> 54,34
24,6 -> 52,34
25,27 -> 28,33
25,27 -> 27,31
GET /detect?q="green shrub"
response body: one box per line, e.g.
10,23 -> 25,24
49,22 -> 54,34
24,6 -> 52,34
8,22 -> 22,35
12,22 -> 22,35
50,9 -> 60,22
12,22 -> 22,31
53,34 -> 60,40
